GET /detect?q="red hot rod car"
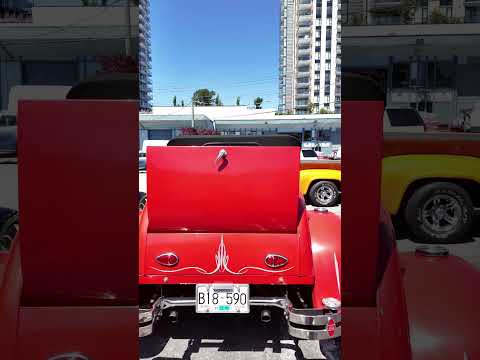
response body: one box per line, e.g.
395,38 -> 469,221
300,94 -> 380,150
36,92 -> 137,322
138,135 -> 342,358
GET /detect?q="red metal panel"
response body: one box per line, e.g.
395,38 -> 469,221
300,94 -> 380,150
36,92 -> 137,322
342,101 -> 384,306
144,232 -> 300,278
16,306 -> 138,360
308,210 -> 341,308
0,238 -> 21,360
17,100 -> 138,306
147,146 -> 300,233
400,252 -> 480,360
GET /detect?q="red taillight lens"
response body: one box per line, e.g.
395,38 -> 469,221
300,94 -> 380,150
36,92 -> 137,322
156,253 -> 179,267
327,318 -> 336,337
265,254 -> 288,268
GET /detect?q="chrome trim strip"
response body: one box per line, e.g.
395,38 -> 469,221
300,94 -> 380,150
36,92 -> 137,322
288,325 -> 341,340
139,323 -> 153,338
157,296 -> 290,310
288,310 -> 341,326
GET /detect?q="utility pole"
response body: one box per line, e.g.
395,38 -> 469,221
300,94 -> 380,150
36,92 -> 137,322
125,0 -> 132,56
191,97 -> 195,128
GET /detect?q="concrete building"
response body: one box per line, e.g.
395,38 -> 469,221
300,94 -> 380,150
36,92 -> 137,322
139,0 -> 152,112
342,0 -> 477,26
0,0 -> 139,112
279,0 -> 342,115
342,0 -> 480,124
139,105 -> 341,148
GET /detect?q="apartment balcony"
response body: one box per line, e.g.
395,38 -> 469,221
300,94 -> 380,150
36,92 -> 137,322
298,14 -> 312,24
297,71 -> 310,79
295,100 -> 309,107
298,25 -> 311,34
297,47 -> 311,56
297,59 -> 311,67
297,80 -> 310,88
298,0 -> 311,6
296,92 -> 310,100
298,3 -> 312,12
298,36 -> 311,45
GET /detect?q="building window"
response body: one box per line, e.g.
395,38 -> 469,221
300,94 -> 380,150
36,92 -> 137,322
439,6 -> 452,18
421,7 -> 428,23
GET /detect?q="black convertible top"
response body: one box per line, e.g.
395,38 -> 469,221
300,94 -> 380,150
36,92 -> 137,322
342,72 -> 385,102
168,135 -> 301,147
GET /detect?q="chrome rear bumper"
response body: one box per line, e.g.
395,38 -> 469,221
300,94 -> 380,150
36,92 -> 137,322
139,296 -> 341,341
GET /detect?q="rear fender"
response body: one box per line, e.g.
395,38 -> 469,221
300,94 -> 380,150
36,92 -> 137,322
0,236 -> 21,360
400,251 -> 480,360
308,210 -> 341,307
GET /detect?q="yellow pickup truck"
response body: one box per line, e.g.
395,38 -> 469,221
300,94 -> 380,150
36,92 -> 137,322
300,161 -> 341,207
383,132 -> 480,243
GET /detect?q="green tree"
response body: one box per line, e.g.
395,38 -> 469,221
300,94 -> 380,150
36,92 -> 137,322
307,102 -> 315,114
400,0 -> 416,24
215,94 -> 223,106
181,100 -> 185,107
236,96 -> 241,106
320,107 -> 333,114
173,95 -> 177,107
254,97 -> 263,109
193,89 -> 216,106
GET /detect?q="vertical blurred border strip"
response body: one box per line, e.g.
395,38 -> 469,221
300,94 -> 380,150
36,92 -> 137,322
0,0 -> 141,359
342,9 -> 480,359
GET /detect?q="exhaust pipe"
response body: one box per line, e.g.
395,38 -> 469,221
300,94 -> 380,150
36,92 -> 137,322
168,310 -> 178,324
260,309 -> 272,323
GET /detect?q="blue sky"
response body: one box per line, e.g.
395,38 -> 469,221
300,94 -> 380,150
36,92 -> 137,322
150,0 -> 280,108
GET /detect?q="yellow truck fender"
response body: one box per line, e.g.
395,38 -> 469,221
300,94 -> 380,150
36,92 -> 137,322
382,155 -> 480,216
300,169 -> 342,195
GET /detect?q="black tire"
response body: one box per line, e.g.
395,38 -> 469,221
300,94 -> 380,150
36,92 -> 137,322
308,181 -> 340,207
319,338 -> 341,360
404,182 -> 473,244
0,207 -> 18,251
139,192 -> 147,211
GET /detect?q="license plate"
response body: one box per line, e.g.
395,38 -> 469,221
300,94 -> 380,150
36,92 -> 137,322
195,284 -> 249,313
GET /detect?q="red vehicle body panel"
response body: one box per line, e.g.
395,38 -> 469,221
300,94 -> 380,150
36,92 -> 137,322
308,210 -> 341,307
0,101 -> 139,360
147,146 -> 300,234
342,101 -> 384,307
400,252 -> 480,359
17,100 -> 138,306
139,197 -> 343,289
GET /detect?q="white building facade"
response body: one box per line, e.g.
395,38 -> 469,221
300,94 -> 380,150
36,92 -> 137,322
279,0 -> 342,115
0,0 -> 139,112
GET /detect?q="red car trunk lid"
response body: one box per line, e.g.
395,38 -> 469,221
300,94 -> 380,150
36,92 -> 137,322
147,146 -> 300,233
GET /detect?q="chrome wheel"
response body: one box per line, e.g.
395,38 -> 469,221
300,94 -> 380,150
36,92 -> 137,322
421,194 -> 463,235
315,184 -> 336,205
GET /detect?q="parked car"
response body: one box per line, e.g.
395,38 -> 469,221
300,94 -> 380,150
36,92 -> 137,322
383,107 -> 426,133
138,135 -> 342,359
300,148 -> 320,161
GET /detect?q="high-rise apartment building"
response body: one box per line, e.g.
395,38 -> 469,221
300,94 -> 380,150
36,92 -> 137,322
279,0 -> 342,114
139,0 -> 152,112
